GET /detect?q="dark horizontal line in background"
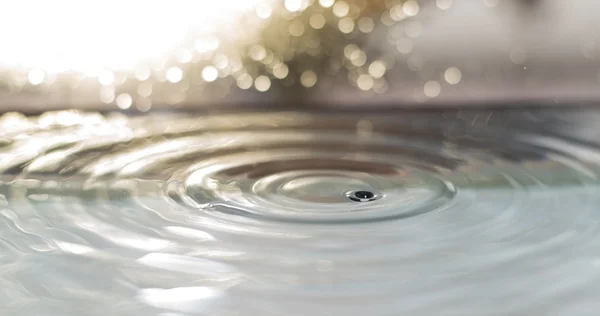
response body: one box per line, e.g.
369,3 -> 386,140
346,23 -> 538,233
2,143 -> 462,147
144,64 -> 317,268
5,100 -> 598,117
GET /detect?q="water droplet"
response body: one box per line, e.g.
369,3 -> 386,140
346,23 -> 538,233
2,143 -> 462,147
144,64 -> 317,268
237,73 -> 253,90
358,17 -> 375,33
256,3 -> 272,19
368,61 -> 387,79
300,70 -> 318,88
424,80 -> 441,98
250,45 -> 267,61
437,0 -> 453,10
333,1 -> 350,18
444,67 -> 462,85
273,64 -> 290,79
166,67 -> 183,83
338,17 -> 355,34
98,70 -> 114,86
254,75 -> 271,92
310,13 -> 326,29
116,93 -> 133,109
403,0 -> 420,16
390,5 -> 406,21
134,67 -> 151,81
289,20 -> 306,37
137,82 -> 153,97
202,66 -> 219,82
136,98 -> 152,112
397,38 -> 413,54
27,68 -> 45,85
100,87 -> 115,103
285,0 -> 304,12
319,0 -> 334,8
357,74 -> 374,91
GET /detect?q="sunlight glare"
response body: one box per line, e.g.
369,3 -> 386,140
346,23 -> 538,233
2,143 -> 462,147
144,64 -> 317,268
0,0 -> 268,74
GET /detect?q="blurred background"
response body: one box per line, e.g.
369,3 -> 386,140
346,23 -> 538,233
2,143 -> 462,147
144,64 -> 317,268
0,0 -> 599,113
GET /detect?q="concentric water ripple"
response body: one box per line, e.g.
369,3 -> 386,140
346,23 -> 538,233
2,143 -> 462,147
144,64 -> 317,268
1,109 -> 600,315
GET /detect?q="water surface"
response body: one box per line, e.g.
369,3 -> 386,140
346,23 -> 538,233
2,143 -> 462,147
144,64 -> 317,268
1,109 -> 600,315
